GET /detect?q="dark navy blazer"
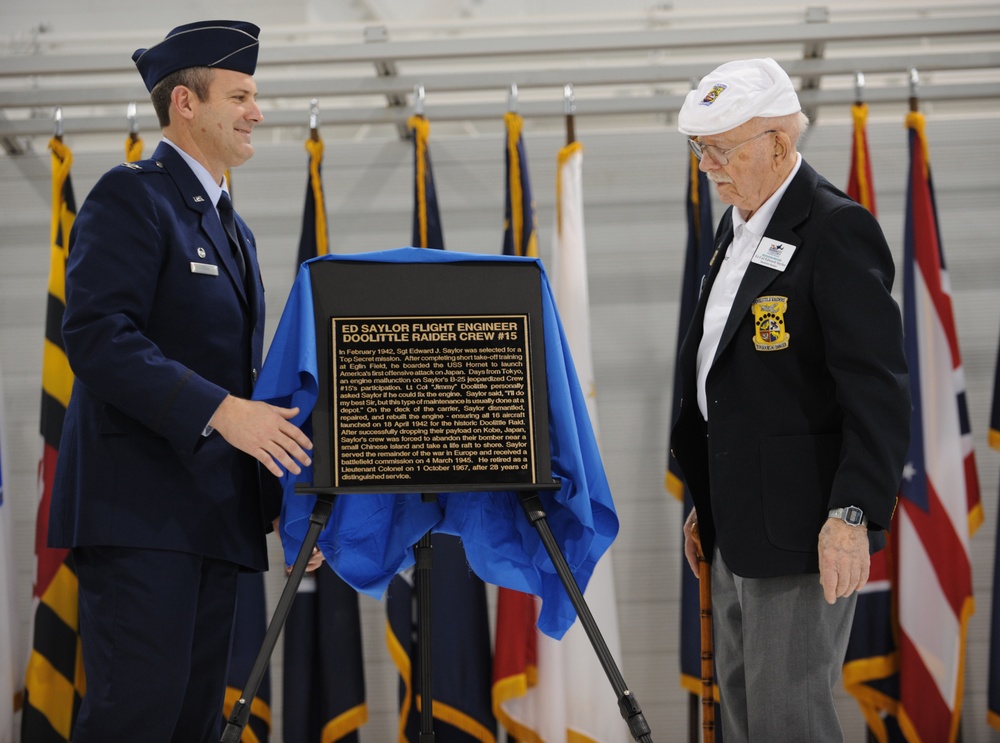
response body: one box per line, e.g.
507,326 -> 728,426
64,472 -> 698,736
49,141 -> 277,572
670,160 -> 911,578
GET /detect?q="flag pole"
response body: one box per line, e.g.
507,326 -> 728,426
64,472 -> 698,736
126,101 -> 139,146
908,68 -> 919,112
564,84 -> 576,146
309,97 -> 320,141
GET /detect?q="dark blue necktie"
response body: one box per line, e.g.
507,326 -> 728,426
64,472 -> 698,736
217,191 -> 246,282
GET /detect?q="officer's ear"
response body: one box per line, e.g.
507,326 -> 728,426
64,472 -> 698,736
170,85 -> 197,122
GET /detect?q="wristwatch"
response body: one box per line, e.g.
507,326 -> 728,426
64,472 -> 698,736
829,506 -> 867,527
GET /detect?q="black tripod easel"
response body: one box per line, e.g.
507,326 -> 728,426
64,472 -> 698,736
221,483 -> 653,742
223,255 -> 654,742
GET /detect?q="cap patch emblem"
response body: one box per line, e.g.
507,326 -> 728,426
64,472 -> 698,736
751,295 -> 790,351
700,84 -> 727,106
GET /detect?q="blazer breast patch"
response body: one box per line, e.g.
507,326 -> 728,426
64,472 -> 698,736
751,296 -> 790,351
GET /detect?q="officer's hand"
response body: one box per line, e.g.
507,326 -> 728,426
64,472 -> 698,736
210,395 -> 313,478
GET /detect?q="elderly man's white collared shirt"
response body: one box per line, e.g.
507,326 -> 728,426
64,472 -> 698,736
696,153 -> 802,420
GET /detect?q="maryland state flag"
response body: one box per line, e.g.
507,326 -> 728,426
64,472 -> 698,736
493,127 -> 626,742
385,114 -> 496,742
282,130 -> 368,743
21,136 -> 83,742
986,321 -> 1000,730
847,110 -> 982,743
669,149 -> 715,704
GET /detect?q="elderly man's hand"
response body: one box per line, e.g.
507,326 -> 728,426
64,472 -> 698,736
683,508 -> 704,578
818,518 -> 870,604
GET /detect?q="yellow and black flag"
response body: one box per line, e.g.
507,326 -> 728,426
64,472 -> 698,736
22,135 -> 84,743
846,101 -> 877,216
407,115 -> 444,250
501,111 -> 538,258
282,127 -> 369,743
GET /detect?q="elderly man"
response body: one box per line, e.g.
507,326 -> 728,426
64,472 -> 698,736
48,21 -> 317,742
670,58 -> 910,742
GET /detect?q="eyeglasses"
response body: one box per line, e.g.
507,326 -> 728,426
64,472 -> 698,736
688,130 -> 776,166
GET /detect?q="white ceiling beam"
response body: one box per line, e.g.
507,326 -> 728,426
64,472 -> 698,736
1,14 -> 998,77
2,52 -> 998,109
3,81 -> 996,139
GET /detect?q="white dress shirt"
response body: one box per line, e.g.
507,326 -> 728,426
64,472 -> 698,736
696,153 -> 802,420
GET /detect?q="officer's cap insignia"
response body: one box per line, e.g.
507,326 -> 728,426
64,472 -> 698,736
751,295 -> 790,351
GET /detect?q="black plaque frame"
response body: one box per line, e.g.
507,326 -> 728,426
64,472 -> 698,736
308,259 -> 554,493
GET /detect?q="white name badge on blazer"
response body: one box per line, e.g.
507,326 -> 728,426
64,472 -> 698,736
751,239 -> 796,271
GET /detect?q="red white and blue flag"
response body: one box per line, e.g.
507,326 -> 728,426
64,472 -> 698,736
846,109 -> 982,743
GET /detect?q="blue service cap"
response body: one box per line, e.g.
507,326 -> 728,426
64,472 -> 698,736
132,20 -> 260,92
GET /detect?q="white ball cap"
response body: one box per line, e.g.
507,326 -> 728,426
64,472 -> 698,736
678,58 -> 801,137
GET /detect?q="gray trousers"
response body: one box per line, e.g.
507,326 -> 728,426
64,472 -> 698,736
711,548 -> 857,743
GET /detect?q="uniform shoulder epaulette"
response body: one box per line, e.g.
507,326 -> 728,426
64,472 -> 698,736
117,159 -> 166,173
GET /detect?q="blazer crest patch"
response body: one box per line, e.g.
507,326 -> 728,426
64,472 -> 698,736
751,295 -> 790,351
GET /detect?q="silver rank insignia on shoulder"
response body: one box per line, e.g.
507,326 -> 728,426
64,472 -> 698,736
751,296 -> 790,351
122,162 -> 142,170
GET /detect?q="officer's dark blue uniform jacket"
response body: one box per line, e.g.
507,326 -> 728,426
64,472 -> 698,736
49,141 -> 277,573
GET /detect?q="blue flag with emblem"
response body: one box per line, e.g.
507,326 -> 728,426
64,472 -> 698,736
987,328 -> 1000,730
282,128 -> 368,743
387,118 -> 496,740
670,149 -> 715,706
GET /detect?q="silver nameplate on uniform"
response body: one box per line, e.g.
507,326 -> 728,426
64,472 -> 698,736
190,262 -> 220,276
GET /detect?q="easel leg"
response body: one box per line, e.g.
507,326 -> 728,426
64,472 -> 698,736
220,494 -> 335,743
518,491 -> 654,743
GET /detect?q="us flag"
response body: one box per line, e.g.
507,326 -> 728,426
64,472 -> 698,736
890,109 -> 982,741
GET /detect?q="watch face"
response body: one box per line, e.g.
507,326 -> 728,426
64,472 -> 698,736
845,506 -> 864,526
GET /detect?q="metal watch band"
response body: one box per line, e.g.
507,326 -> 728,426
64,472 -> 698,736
829,505 -> 868,527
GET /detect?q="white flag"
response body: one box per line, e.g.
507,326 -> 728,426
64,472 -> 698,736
497,141 -> 627,742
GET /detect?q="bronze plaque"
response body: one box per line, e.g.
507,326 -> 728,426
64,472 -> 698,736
331,314 -> 536,488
